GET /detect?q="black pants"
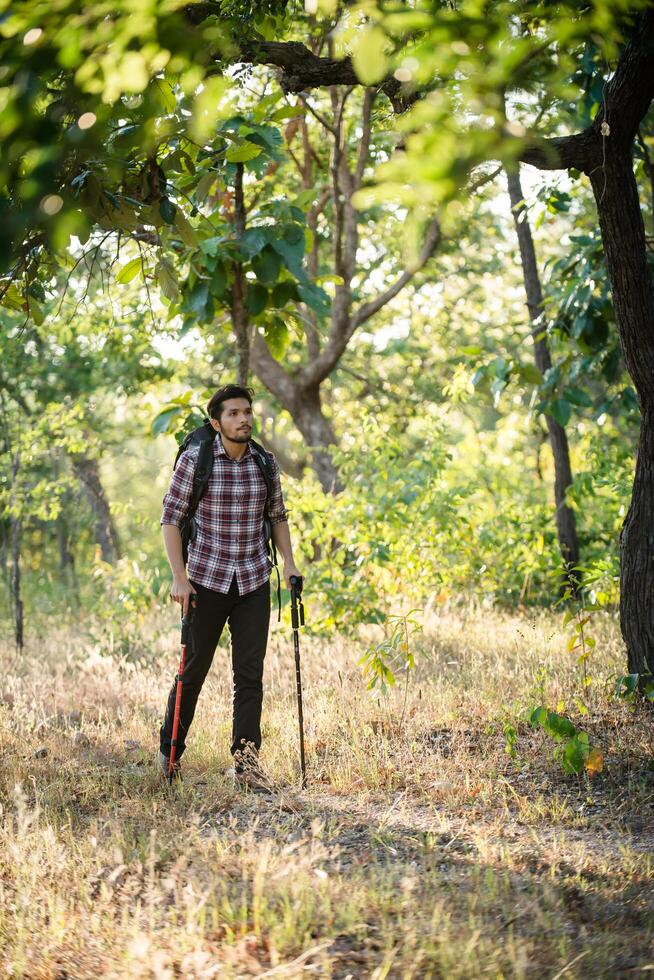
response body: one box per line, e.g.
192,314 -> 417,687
159,574 -> 271,766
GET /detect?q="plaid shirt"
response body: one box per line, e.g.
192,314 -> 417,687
161,437 -> 289,595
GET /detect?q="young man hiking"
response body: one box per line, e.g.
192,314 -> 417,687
158,384 -> 302,791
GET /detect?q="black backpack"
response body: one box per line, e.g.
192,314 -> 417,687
174,419 -> 281,617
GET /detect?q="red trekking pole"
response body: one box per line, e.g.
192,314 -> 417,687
168,600 -> 195,785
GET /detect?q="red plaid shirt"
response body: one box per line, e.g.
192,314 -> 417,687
161,437 -> 289,595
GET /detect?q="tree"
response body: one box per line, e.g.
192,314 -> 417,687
3,1 -> 654,669
250,87 -> 441,491
231,3 -> 654,673
506,165 -> 580,593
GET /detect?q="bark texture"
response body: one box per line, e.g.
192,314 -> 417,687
589,150 -> 654,678
71,454 -> 121,564
10,452 -> 23,651
506,166 -> 581,592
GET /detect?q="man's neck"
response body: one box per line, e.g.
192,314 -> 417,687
220,433 -> 248,461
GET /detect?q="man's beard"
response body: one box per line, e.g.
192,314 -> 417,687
230,431 -> 251,443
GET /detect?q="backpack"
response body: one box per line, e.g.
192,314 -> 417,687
174,419 -> 281,618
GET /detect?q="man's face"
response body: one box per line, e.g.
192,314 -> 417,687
212,397 -> 253,443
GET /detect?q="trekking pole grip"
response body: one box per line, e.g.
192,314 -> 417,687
180,598 -> 196,645
290,576 -> 305,629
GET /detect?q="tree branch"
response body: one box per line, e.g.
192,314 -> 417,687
299,215 -> 441,388
250,331 -> 298,410
353,216 -> 441,329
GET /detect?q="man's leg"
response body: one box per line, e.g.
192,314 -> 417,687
159,579 -> 236,760
228,578 -> 271,770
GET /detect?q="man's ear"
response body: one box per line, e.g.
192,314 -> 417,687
209,417 -> 221,433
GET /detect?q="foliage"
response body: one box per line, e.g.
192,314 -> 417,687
529,706 -> 604,776
357,609 -> 421,698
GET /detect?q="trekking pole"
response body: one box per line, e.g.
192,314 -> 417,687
289,575 -> 307,789
168,599 -> 196,785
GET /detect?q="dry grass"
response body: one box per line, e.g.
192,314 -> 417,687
1,602 -> 653,979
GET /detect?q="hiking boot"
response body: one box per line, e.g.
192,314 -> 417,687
157,749 -> 181,783
228,764 -> 274,795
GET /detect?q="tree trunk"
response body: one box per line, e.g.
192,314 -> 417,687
71,454 -> 121,564
506,167 -> 581,592
294,385 -> 343,493
589,150 -> 654,678
10,513 -> 23,652
9,451 -> 23,651
56,495 -> 79,599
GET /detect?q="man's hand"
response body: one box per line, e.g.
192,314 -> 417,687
284,563 -> 303,591
171,574 -> 197,616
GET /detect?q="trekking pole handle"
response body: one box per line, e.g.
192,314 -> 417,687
290,576 -> 305,629
180,599 -> 196,645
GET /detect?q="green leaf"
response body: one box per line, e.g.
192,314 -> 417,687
1,284 -> 25,312
157,260 -> 179,303
210,262 -> 228,298
252,90 -> 284,122
519,363 -> 543,384
187,281 -> 209,315
194,171 -> 218,203
269,105 -> 305,123
460,345 -> 483,356
549,398 -> 571,427
155,79 -> 176,115
270,232 -> 304,276
271,281 -> 299,308
225,142 -> 263,163
200,236 -> 223,258
562,734 -> 590,775
159,198 -> 177,224
174,211 -> 199,248
26,295 -> 45,325
263,317 -> 289,358
240,227 -> 270,258
546,713 -> 576,740
247,283 -> 268,315
352,26 -> 388,84
297,280 -> 330,314
530,706 -> 547,728
116,257 -> 142,284
151,406 -> 183,436
565,387 -> 592,407
252,246 -> 281,286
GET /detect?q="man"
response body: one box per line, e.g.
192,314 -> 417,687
158,384 -> 302,791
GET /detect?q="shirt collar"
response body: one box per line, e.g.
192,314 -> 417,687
214,435 -> 252,460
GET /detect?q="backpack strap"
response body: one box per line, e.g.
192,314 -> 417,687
249,439 -> 281,622
176,421 -> 216,565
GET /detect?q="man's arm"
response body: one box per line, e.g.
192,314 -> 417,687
267,453 -> 302,589
271,520 -> 301,590
161,450 -> 197,615
162,524 -> 196,616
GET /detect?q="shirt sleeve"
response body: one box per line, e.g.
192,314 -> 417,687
266,452 -> 289,526
160,448 -> 197,528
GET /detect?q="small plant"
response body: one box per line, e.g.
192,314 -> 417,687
357,610 -> 422,728
558,573 -> 601,713
530,706 -> 604,775
503,721 -> 519,760
614,673 -> 654,702
522,564 -> 608,776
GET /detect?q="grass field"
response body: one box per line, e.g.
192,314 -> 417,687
1,602 -> 653,978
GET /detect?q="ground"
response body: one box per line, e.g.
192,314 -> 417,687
1,603 -> 653,978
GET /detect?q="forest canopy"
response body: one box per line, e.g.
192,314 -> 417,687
1,0 -> 654,673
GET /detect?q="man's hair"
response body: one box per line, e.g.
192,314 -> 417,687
207,384 -> 254,421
